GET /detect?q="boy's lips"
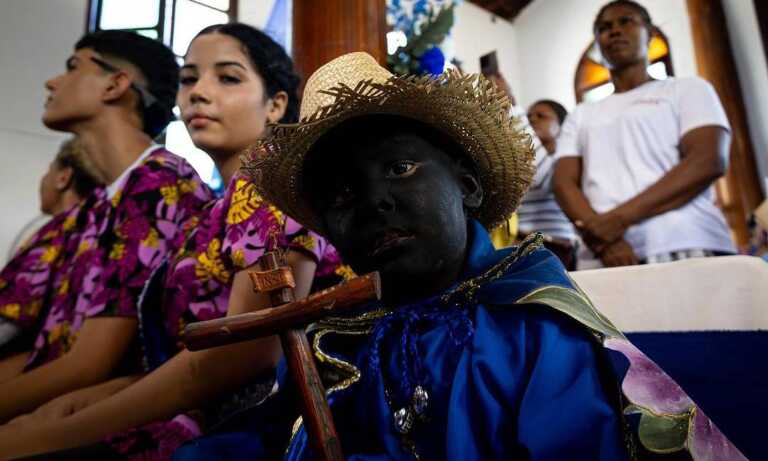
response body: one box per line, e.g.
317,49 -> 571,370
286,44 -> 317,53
369,229 -> 415,258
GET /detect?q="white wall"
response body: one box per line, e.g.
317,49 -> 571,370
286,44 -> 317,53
238,0 -> 276,30
0,0 -> 88,262
722,1 -> 768,193
513,0 -> 697,110
452,1 -> 521,100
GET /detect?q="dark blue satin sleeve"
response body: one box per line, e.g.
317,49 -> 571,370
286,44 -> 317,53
443,304 -> 629,461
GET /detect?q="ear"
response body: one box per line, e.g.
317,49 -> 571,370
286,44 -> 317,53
54,166 -> 74,191
102,72 -> 133,103
458,168 -> 483,209
266,91 -> 289,124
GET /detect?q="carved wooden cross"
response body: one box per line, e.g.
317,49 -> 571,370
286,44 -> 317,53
182,251 -> 381,461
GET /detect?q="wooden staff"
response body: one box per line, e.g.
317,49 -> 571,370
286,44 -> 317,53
182,251 -> 381,461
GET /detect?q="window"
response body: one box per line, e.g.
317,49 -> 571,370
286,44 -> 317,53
87,0 -> 237,190
574,27 -> 673,103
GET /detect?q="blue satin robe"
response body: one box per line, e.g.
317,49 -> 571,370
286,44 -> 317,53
175,220 -> 630,460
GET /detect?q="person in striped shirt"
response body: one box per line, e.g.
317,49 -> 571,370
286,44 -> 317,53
518,100 -> 578,269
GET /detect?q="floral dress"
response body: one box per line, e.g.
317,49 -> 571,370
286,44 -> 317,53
0,206 -> 82,350
104,171 -> 343,460
26,147 -> 212,369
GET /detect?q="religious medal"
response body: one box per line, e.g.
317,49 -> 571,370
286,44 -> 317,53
412,385 -> 429,419
394,407 -> 415,434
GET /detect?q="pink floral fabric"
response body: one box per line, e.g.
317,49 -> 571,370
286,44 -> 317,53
160,171 -> 340,346
605,338 -> 747,461
105,171 -> 342,460
0,206 -> 82,338
26,148 -> 212,369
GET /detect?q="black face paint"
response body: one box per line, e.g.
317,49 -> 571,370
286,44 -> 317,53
305,117 -> 480,305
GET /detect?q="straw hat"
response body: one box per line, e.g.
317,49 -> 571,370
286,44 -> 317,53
242,52 -> 534,233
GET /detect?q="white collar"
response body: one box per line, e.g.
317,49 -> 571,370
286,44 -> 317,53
105,144 -> 160,199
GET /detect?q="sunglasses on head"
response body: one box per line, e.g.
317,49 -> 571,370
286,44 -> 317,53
89,56 -> 157,109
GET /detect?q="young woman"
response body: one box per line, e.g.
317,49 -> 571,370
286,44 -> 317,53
553,0 -> 734,269
0,24 -> 339,460
0,138 -> 102,364
518,100 -> 577,269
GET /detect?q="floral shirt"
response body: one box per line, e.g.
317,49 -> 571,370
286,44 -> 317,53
0,206 -> 81,339
26,147 -> 212,369
106,171 -> 343,460
162,171 -> 340,347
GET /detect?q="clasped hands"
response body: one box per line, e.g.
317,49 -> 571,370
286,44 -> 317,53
575,211 -> 639,267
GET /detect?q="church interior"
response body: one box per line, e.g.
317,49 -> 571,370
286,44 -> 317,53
0,0 -> 765,459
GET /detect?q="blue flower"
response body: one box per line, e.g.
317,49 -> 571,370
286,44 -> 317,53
418,46 -> 445,75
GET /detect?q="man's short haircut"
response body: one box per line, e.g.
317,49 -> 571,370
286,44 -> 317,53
75,30 -> 180,138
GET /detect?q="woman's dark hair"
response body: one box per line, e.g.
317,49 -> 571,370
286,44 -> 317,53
195,23 -> 301,124
593,0 -> 653,34
531,99 -> 568,125
54,138 -> 103,198
75,30 -> 179,138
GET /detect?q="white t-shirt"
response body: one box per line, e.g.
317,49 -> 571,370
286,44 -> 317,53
555,77 -> 735,262
106,144 -> 160,199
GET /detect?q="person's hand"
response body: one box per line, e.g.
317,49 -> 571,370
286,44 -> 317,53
7,389 -> 92,427
576,211 -> 629,251
597,239 -> 639,267
6,374 -> 139,428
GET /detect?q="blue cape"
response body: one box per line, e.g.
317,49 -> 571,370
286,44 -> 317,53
174,220 -> 744,461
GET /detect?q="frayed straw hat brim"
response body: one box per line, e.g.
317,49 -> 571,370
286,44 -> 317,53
242,52 -> 534,234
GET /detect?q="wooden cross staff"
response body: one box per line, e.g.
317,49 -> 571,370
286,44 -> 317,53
182,251 -> 381,461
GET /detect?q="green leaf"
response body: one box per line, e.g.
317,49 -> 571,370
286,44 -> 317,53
629,406 -> 691,454
515,285 -> 625,339
405,5 -> 455,57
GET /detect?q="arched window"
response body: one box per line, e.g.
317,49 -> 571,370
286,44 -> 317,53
574,27 -> 673,103
87,0 -> 237,191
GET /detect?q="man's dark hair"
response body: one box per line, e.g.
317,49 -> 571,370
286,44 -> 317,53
593,0 -> 653,34
75,30 -> 179,138
196,23 -> 301,124
531,99 -> 568,125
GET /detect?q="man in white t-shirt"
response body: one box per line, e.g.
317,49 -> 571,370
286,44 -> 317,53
553,0 -> 735,269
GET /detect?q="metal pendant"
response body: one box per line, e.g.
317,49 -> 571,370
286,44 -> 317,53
412,385 -> 429,418
394,406 -> 415,434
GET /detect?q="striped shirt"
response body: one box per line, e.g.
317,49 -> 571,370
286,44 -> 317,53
518,146 -> 577,242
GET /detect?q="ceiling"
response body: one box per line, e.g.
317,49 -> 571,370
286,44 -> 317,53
467,0 -> 534,21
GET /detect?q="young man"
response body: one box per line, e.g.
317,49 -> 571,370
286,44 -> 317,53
230,52 -> 743,460
0,30 -> 211,423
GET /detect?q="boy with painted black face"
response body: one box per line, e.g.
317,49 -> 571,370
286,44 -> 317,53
241,53 -> 744,460
305,116 -> 481,307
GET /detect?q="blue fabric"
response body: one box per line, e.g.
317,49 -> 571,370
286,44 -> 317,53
174,220 -> 629,460
284,220 -> 628,460
628,331 -> 768,461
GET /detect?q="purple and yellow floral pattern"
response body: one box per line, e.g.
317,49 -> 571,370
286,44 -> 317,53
0,207 -> 81,338
26,148 -> 212,369
160,172 -> 339,345
105,171 -> 340,460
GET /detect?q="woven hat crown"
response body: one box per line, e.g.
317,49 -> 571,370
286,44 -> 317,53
242,52 -> 535,234
300,52 -> 393,120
